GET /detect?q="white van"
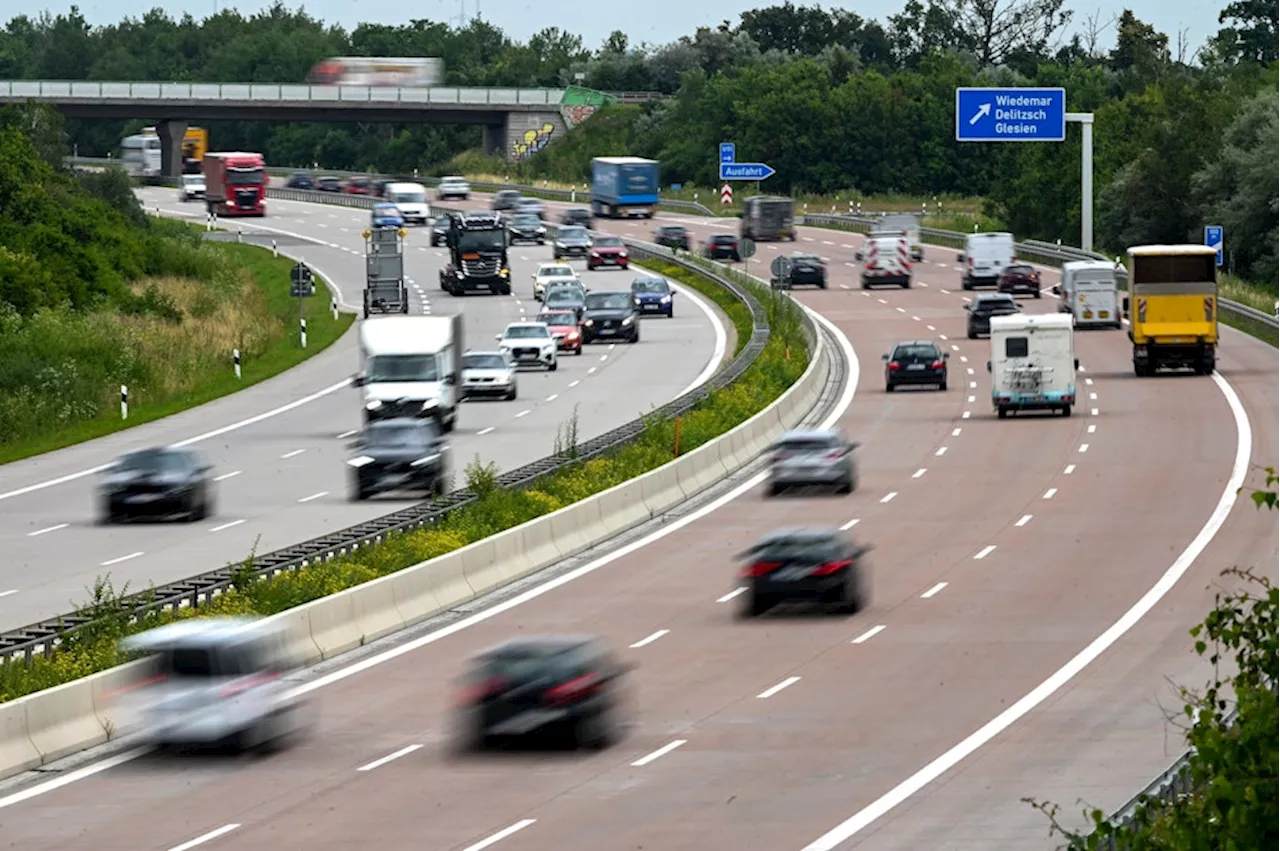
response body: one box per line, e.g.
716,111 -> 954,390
383,182 -> 430,225
986,313 -> 1079,418
959,232 -> 1016,290
860,234 -> 913,288
1055,260 -> 1121,329
355,315 -> 463,431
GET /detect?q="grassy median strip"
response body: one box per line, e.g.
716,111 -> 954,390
0,265 -> 809,703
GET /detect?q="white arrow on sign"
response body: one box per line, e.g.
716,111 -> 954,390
969,103 -> 991,125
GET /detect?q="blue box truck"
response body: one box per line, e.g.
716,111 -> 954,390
590,156 -> 660,219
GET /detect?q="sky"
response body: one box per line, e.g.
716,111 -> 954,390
31,1 -> 1226,63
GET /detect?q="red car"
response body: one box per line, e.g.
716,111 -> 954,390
587,235 -> 629,270
538,309 -> 584,354
344,175 -> 374,195
998,263 -> 1042,298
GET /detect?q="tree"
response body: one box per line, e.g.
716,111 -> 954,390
1211,0 -> 1279,64
948,0 -> 1073,66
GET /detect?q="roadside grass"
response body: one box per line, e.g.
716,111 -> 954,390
0,240 -> 353,465
0,261 -> 811,703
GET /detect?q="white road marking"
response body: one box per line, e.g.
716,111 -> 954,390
968,381 -> 977,388
880,491 -> 898,504
912,468 -> 927,478
940,288 -> 951,294
568,380 -> 581,388
629,629 -> 669,649
951,428 -> 962,437
1016,514 -> 1033,527
167,824 -> 241,851
210,520 -> 245,533
967,395 -> 975,403
100,551 -> 143,566
515,410 -> 531,418
935,447 -> 948,456
926,325 -> 936,331
940,335 -> 949,341
587,367 -> 597,374
1079,444 -> 1090,453
1087,424 -> 1096,433
461,820 -> 538,851
966,368 -> 974,375
477,427 -> 495,436
27,523 -> 68,537
717,587 -> 747,603
877,298 -> 887,304
336,429 -> 358,439
357,744 -> 422,772
921,582 -> 948,599
1090,392 -> 1098,400
546,394 -> 559,402
1091,408 -> 1099,416
851,625 -> 886,644
631,739 -> 687,767
281,449 -> 306,459
973,545 -> 997,560
896,307 -> 906,313
1043,488 -> 1057,499
0,590 -> 18,599
839,518 -> 861,531
757,676 -> 801,699
1085,377 -> 1094,385
298,491 -> 327,503
600,354 -> 608,362
959,355 -> 968,363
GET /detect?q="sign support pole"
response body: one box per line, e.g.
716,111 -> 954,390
1067,112 -> 1094,253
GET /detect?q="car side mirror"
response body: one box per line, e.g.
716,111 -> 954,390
986,360 -> 992,372
1074,358 -> 1080,370
943,352 -> 950,359
963,305 -> 971,311
494,333 -> 502,341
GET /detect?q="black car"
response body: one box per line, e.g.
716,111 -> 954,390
966,293 -> 1021,339
285,172 -> 314,190
560,207 -> 593,228
507,213 -> 546,245
735,528 -> 870,618
347,418 -> 449,501
430,214 -> 451,247
554,225 -> 592,260
452,635 -> 629,752
581,291 -> 640,344
788,253 -> 827,289
653,224 -> 690,251
491,189 -> 522,211
99,447 -> 215,523
704,234 -> 741,261
315,176 -> 342,193
883,340 -> 949,392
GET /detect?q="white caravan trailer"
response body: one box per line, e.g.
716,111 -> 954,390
986,313 -> 1079,418
1055,260 -> 1122,329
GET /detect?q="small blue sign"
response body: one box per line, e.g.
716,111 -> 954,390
671,183 -> 683,191
719,142 -> 736,164
955,87 -> 1066,142
1204,225 -> 1224,267
720,162 -> 775,181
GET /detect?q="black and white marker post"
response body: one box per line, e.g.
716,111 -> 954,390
233,348 -> 242,379
290,262 -> 315,349
120,384 -> 128,420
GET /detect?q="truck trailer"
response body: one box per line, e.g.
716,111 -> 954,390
1124,245 -> 1219,375
590,156 -> 660,219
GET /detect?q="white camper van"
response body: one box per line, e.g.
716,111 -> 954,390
986,313 -> 1079,418
1055,260 -> 1121,329
383,182 -> 431,225
355,315 -> 463,431
959,232 -> 1016,290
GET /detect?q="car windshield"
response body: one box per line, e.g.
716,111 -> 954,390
747,536 -> 842,561
512,215 -> 540,226
366,422 -> 433,448
659,227 -> 684,235
594,237 -> 623,247
498,191 -> 520,200
1006,265 -> 1034,275
559,227 -> 587,240
775,436 -> 836,452
546,291 -> 582,304
712,235 -> 735,243
541,312 -> 577,325
118,450 -> 188,473
366,354 -> 440,382
434,216 -> 450,227
893,344 -> 940,359
540,266 -> 574,279
388,191 -> 425,204
632,278 -> 668,293
585,293 -> 632,310
505,325 -> 549,339
183,176 -> 203,186
463,353 -> 508,370
457,230 -> 504,252
374,206 -> 400,216
227,167 -> 265,186
792,254 -> 821,263
976,299 -> 1016,313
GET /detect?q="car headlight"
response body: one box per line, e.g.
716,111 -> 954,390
347,456 -> 375,468
660,295 -> 671,303
421,399 -> 439,410
619,251 -> 628,258
590,251 -> 600,257
500,268 -> 510,277
365,400 -> 383,411
622,316 -> 634,326
584,319 -> 594,327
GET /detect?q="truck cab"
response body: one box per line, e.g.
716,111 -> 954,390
354,315 -> 463,432
739,196 -> 795,241
440,213 -> 511,296
203,151 -> 267,217
1055,260 -> 1121,329
986,313 -> 1078,419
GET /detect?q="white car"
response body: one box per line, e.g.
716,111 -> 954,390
461,350 -> 518,401
531,262 -> 578,301
178,174 -> 206,202
437,176 -> 470,200
495,322 -> 558,371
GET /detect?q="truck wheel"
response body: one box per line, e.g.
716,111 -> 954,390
962,279 -> 972,290
1062,404 -> 1072,417
997,406 -> 1009,419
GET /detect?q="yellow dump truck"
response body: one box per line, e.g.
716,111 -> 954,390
182,127 -> 208,173
1124,244 -> 1218,375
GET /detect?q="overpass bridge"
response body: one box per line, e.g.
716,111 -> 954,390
0,80 -> 659,172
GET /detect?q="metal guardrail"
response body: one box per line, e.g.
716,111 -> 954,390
4,80 -> 568,106
0,196 -> 804,666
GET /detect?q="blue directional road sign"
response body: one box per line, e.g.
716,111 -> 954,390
1204,225 -> 1224,267
955,87 -> 1066,142
719,142 -> 736,164
720,162 -> 776,181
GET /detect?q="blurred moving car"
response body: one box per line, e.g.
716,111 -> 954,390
588,235 -> 629,270
531,262 -> 578,301
437,176 -> 470,200
883,340 -> 949,392
581,291 -> 640,344
653,224 -> 690,251
347,417 -> 450,500
786,253 -> 828,289
735,528 -> 870,618
177,173 -> 206,202
452,635 -> 629,751
284,172 -> 314,190
543,284 -> 587,321
514,198 -> 545,218
99,447 -> 215,524
560,207 -> 593,228
315,175 -> 342,193
507,213 -> 547,245
497,322 -> 558,371
630,275 -> 675,317
344,175 -> 374,195
370,203 -> 405,228
537,309 -> 584,355
461,350 -> 518,401
491,189 -> 522,211
554,226 -> 592,261
430,214 -> 452,247
965,293 -> 1021,339
998,263 -> 1043,298
119,617 -> 310,752
703,234 -> 741,261
766,429 -> 858,495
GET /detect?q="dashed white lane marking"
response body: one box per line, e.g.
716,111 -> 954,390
1015,514 -> 1033,527
298,491 -> 327,503
631,740 -> 687,767
1043,488 -> 1058,499
852,625 -> 886,644
460,820 -> 538,851
926,325 -> 936,331
599,354 -> 608,362
515,410 -> 531,419
357,744 -> 422,772
546,394 -> 559,402
1085,377 -> 1094,385
921,582 -> 948,599
940,288 -> 951,294
27,523 -> 68,537
337,429 -> 358,439
167,824 -> 241,851
968,381 -> 977,388
966,368 -> 974,375
967,395 -> 975,403
587,367 -> 597,374
757,676 -> 802,699
1064,464 -> 1076,474
973,545 -> 997,560
1091,408 -> 1099,416
1078,444 -> 1090,453
629,629 -> 669,648
959,356 -> 968,363
840,284 -> 850,290
880,492 -> 898,504
940,335 -> 949,341
839,518 -> 860,531
912,468 -> 927,478
935,446 -> 948,456
213,471 -> 241,482
281,449 -> 306,459
1087,424 -> 1096,433
568,380 -> 581,388
0,590 -> 19,599
101,551 -> 143,566
210,520 -> 245,533
896,307 -> 906,313
877,298 -> 887,304
716,587 -> 747,603
951,428 -> 962,437
477,427 -> 495,436
1089,392 -> 1098,400
962,411 -> 971,419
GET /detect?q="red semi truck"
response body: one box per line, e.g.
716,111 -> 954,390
203,151 -> 267,217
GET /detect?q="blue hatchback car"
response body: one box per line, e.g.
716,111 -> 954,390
630,275 -> 675,318
371,203 -> 404,228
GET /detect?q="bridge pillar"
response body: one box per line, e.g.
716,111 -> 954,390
156,119 -> 188,178
500,111 -> 570,163
481,123 -> 505,157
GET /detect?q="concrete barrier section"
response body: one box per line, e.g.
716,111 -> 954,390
425,552 -> 477,611
0,701 -> 40,777
594,481 -> 654,535
389,565 -> 443,626
487,524 -> 530,584
88,659 -> 148,738
23,678 -> 107,764
548,498 -> 606,559
349,575 -> 407,652
279,607 -> 325,668
676,433 -> 730,497
639,463 -> 687,516
458,538 -> 503,597
306,592 -> 363,660
519,515 -> 566,571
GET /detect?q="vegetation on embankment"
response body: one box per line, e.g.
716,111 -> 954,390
0,104 -> 353,464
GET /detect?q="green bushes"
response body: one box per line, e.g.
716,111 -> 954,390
0,266 -> 810,704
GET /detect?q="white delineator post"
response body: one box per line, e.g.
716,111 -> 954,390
300,317 -> 307,349
233,349 -> 241,379
1067,112 -> 1094,253
120,385 -> 128,420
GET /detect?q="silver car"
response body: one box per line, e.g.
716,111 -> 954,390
461,350 -> 518,401
119,617 -> 311,752
766,429 -> 859,495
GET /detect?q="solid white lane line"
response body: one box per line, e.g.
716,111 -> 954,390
717,587 -> 747,603
210,520 -> 245,533
166,824 -> 241,851
515,410 -> 531,418
839,518 -> 861,531
880,492 -> 897,503
757,676 -> 801,699
281,449 -> 306,459
921,582 -> 948,599
1015,514 -> 1033,527
935,446 -> 948,456
298,491 -> 327,503
1087,424 -> 1096,433
973,545 -> 997,560
101,552 -> 143,566
912,468 -> 926,478
1043,488 -> 1058,499
0,590 -> 18,599
460,820 -> 537,851
27,523 -> 68,537
629,629 -> 669,648
852,625 -> 886,644
357,744 -> 422,772
631,739 -> 687,767
477,427 -> 495,436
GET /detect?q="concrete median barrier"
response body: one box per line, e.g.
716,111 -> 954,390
89,660 -> 147,736
639,464 -> 689,515
459,538 -> 503,596
548,499 -> 606,558
23,679 -> 108,764
425,553 -> 477,611
519,516 -> 567,572
595,481 -> 656,535
279,608 -> 325,668
0,702 -> 40,776
389,566 -> 444,625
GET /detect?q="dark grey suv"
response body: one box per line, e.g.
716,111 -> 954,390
965,293 -> 1020,339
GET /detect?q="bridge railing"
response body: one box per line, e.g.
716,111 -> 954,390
1,80 -> 568,106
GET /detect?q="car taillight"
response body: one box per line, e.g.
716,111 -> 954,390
742,561 -> 783,578
219,671 -> 278,699
825,449 -> 845,459
544,673 -> 602,705
931,360 -> 944,369
887,361 -> 900,370
771,451 -> 790,462
458,676 -> 506,706
811,559 -> 853,577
